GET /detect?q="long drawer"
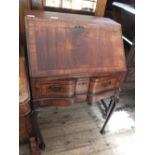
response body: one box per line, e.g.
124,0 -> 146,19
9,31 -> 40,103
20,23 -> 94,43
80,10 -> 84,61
33,98 -> 74,107
31,78 -> 76,98
87,90 -> 116,103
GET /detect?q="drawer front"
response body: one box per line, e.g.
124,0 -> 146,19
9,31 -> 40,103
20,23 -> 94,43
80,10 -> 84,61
89,75 -> 121,94
87,90 -> 116,103
31,79 -> 76,98
75,78 -> 90,94
33,98 -> 74,107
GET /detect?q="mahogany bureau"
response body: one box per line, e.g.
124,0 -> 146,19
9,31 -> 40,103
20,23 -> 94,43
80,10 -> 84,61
25,10 -> 127,149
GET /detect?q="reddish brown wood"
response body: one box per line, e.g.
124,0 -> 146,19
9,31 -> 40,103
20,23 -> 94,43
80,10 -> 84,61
25,10 -> 126,105
75,78 -> 90,94
87,90 -> 116,103
20,56 -> 31,116
74,78 -> 89,103
19,55 -> 32,143
31,78 -> 76,98
25,10 -> 126,78
29,137 -> 41,155
24,10 -> 127,149
95,0 -> 107,17
33,98 -> 74,107
20,101 -> 31,116
88,73 -> 124,94
19,115 -> 32,143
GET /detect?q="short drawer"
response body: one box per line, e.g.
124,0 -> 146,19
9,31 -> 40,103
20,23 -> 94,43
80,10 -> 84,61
75,78 -> 89,94
89,75 -> 121,94
75,94 -> 87,103
31,78 -> 76,98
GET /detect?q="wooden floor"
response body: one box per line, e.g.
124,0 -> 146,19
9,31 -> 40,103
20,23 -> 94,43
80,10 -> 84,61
20,93 -> 135,155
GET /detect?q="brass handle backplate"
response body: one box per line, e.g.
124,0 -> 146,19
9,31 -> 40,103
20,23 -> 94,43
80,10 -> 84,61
101,81 -> 112,87
48,85 -> 64,92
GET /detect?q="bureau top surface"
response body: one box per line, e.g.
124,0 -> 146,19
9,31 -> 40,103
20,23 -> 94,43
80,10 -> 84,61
25,10 -> 126,78
26,10 -> 120,24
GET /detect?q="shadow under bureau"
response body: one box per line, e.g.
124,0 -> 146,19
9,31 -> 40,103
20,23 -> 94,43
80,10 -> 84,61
25,10 -> 127,149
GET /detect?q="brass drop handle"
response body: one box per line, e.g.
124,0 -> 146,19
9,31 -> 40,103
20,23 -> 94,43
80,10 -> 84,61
74,25 -> 85,33
101,81 -> 112,87
48,85 -> 64,92
74,25 -> 84,29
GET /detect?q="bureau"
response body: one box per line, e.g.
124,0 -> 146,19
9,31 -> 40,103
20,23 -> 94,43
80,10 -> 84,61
25,10 -> 127,149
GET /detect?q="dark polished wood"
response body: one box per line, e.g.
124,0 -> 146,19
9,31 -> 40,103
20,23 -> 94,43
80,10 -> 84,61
109,1 -> 135,89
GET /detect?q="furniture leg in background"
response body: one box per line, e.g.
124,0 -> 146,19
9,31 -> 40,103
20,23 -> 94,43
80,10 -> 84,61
100,98 -> 115,134
100,91 -> 120,134
29,137 -> 41,155
31,108 -> 46,150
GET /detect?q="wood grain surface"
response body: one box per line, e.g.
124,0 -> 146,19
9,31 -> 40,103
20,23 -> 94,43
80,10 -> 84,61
25,10 -> 126,78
